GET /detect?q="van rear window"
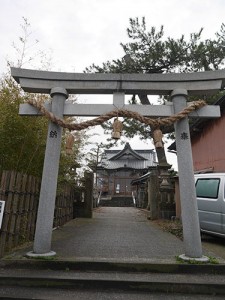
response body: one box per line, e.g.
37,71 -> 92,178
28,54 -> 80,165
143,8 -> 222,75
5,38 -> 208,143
196,178 -> 220,199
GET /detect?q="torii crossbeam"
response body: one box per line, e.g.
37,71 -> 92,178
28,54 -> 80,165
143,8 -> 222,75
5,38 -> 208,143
11,67 -> 225,261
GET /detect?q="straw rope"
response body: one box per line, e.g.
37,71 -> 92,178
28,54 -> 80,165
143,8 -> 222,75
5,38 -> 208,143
27,99 -> 206,131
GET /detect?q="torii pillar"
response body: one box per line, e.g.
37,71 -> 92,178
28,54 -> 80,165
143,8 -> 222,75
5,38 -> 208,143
172,89 -> 204,260
28,87 -> 68,257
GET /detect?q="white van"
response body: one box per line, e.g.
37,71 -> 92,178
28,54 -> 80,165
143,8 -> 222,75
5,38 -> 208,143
195,173 -> 225,238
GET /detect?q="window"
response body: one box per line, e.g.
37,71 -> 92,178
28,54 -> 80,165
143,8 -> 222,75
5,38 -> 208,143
196,178 -> 220,199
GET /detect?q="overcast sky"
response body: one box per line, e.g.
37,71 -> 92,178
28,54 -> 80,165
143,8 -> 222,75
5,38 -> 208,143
0,0 -> 225,170
1,0 -> 224,74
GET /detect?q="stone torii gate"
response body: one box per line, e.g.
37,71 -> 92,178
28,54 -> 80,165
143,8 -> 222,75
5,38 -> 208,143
11,67 -> 225,261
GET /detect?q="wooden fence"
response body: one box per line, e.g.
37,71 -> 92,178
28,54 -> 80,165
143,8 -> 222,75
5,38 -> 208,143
54,183 -> 74,228
0,170 -> 76,258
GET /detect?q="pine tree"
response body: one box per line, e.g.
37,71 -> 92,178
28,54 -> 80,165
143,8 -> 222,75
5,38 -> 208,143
85,18 -> 225,165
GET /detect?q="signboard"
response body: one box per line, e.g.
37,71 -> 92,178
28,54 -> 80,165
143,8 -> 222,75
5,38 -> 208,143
0,200 -> 5,229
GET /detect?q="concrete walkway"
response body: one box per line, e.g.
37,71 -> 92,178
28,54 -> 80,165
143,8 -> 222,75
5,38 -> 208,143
2,207 -> 225,299
7,206 -> 224,263
51,207 -> 185,262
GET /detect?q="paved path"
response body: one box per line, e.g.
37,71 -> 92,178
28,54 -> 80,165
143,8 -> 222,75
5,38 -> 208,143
50,207 -> 185,261
2,207 -> 225,299
7,206 -> 225,262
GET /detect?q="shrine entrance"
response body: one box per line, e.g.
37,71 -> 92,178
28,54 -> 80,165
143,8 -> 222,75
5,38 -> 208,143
11,67 -> 224,261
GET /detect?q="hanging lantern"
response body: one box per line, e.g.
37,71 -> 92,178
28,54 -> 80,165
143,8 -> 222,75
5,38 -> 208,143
152,128 -> 163,148
66,132 -> 75,155
112,117 -> 123,139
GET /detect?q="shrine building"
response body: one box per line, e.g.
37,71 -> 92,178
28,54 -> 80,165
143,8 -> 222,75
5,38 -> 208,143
96,143 -> 157,197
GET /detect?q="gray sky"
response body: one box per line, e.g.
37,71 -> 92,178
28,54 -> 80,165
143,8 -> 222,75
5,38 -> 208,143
0,0 -> 224,169
1,0 -> 224,74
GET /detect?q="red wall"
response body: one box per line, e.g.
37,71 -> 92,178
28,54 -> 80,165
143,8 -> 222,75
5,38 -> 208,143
192,109 -> 225,172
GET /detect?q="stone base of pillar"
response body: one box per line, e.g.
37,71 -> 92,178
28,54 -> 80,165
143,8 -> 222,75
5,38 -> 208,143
26,250 -> 56,258
179,254 -> 209,263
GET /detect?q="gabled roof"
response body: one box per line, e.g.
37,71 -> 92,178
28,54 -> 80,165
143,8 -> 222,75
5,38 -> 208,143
97,143 -> 157,170
109,143 -> 146,161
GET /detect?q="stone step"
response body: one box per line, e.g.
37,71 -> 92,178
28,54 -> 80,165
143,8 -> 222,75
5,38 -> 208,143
1,258 -> 225,274
0,259 -> 225,297
99,196 -> 134,207
0,269 -> 225,296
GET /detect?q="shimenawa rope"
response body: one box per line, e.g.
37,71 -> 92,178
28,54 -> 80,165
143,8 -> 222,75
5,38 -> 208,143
26,99 -> 206,131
